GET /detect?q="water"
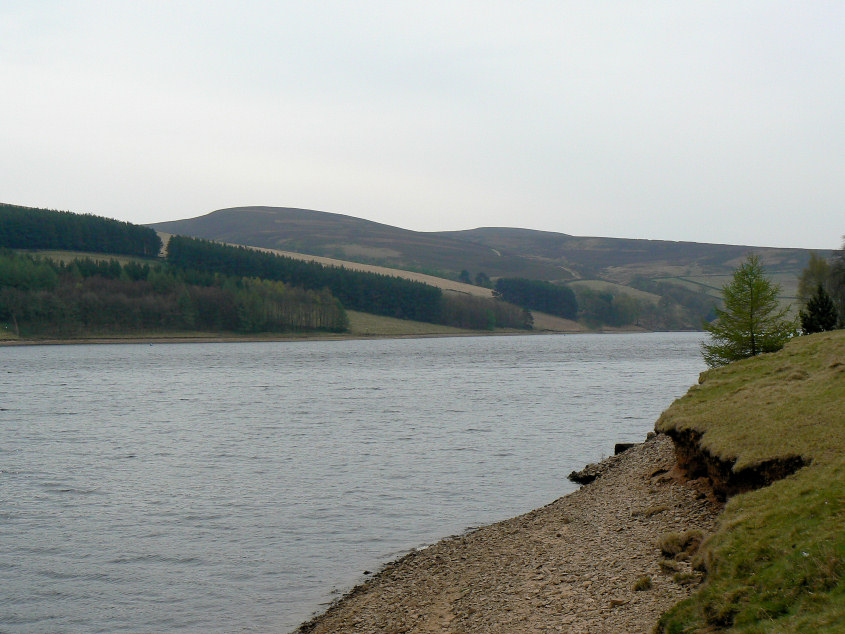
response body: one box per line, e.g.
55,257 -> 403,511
0,332 -> 705,632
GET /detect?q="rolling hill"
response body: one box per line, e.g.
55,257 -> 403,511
150,206 -> 832,329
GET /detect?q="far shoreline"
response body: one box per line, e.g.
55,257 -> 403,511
0,324 -> 683,347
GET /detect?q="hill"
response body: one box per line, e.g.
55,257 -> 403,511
150,206 -> 825,286
151,206 -> 830,329
151,206 -> 538,279
656,330 -> 845,631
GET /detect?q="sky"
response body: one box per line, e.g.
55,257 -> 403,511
1,2 -> 843,250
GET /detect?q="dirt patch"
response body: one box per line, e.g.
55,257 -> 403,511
664,428 -> 808,501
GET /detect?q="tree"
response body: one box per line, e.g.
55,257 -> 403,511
702,254 -> 796,367
474,271 -> 491,288
494,277 -> 578,319
797,252 -> 831,306
799,284 -> 838,334
828,235 -> 845,327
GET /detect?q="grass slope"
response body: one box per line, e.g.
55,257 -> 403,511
655,331 -> 845,632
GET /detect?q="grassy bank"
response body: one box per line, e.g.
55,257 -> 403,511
655,330 -> 845,632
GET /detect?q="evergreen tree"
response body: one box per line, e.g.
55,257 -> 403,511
474,271 -> 491,288
796,252 -> 831,305
799,284 -> 839,334
702,254 -> 796,367
494,277 -> 578,319
828,235 -> 845,327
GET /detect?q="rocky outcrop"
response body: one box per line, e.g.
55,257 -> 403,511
567,438 -> 651,484
664,428 -> 808,501
567,454 -> 623,484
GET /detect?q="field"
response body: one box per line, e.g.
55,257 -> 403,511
345,310 -> 482,337
567,279 -> 663,304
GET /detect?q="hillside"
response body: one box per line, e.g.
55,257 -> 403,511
150,206 -> 828,329
150,206 -> 825,287
151,206 -> 553,280
656,330 -> 845,631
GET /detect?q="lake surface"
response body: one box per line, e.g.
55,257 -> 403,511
1,332 -> 706,632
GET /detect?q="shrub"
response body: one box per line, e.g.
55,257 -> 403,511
633,576 -> 653,591
657,530 -> 704,558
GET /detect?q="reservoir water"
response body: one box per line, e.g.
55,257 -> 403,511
1,332 -> 706,632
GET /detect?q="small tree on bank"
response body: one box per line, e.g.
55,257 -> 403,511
702,254 -> 795,368
829,235 -> 845,327
799,284 -> 839,334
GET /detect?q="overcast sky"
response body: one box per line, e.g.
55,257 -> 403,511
2,2 -> 843,249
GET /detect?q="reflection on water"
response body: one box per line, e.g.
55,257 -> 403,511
0,332 -> 704,631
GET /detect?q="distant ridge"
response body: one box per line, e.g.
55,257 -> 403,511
151,206 -> 535,279
150,206 -> 825,283
149,206 -> 830,329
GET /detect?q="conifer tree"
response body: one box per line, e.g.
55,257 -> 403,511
799,284 -> 839,334
702,254 -> 796,367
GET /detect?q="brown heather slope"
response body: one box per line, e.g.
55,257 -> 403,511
149,206 -> 825,291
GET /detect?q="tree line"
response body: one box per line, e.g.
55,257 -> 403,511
494,277 -> 578,319
796,243 -> 845,333
702,242 -> 844,368
0,250 -> 348,337
0,203 -> 162,257
166,236 -> 531,330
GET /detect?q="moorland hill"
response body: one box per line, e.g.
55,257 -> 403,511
151,206 -> 829,329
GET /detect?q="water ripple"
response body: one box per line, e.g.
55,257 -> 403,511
0,332 -> 705,632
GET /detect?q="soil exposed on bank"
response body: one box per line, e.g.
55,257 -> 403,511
298,434 -> 720,633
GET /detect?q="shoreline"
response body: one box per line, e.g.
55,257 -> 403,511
0,330 -> 549,346
0,325 -> 681,347
296,434 -> 720,633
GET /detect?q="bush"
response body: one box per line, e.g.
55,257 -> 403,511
657,530 -> 703,558
633,576 -> 652,591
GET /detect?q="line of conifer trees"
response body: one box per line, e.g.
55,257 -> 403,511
166,236 -> 531,329
0,203 -> 162,257
494,277 -> 578,319
0,250 -> 347,336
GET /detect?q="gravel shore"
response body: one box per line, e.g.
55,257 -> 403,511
297,434 -> 720,633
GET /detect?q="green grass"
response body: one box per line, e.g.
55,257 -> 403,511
567,279 -> 663,304
658,273 -> 799,315
345,310 -> 489,337
655,330 -> 845,632
654,276 -> 724,297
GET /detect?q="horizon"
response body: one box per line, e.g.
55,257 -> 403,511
2,3 -> 843,250
4,199 -> 840,253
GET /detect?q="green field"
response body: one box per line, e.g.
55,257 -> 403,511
345,310 -> 483,337
567,279 -> 663,304
656,331 -> 845,632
